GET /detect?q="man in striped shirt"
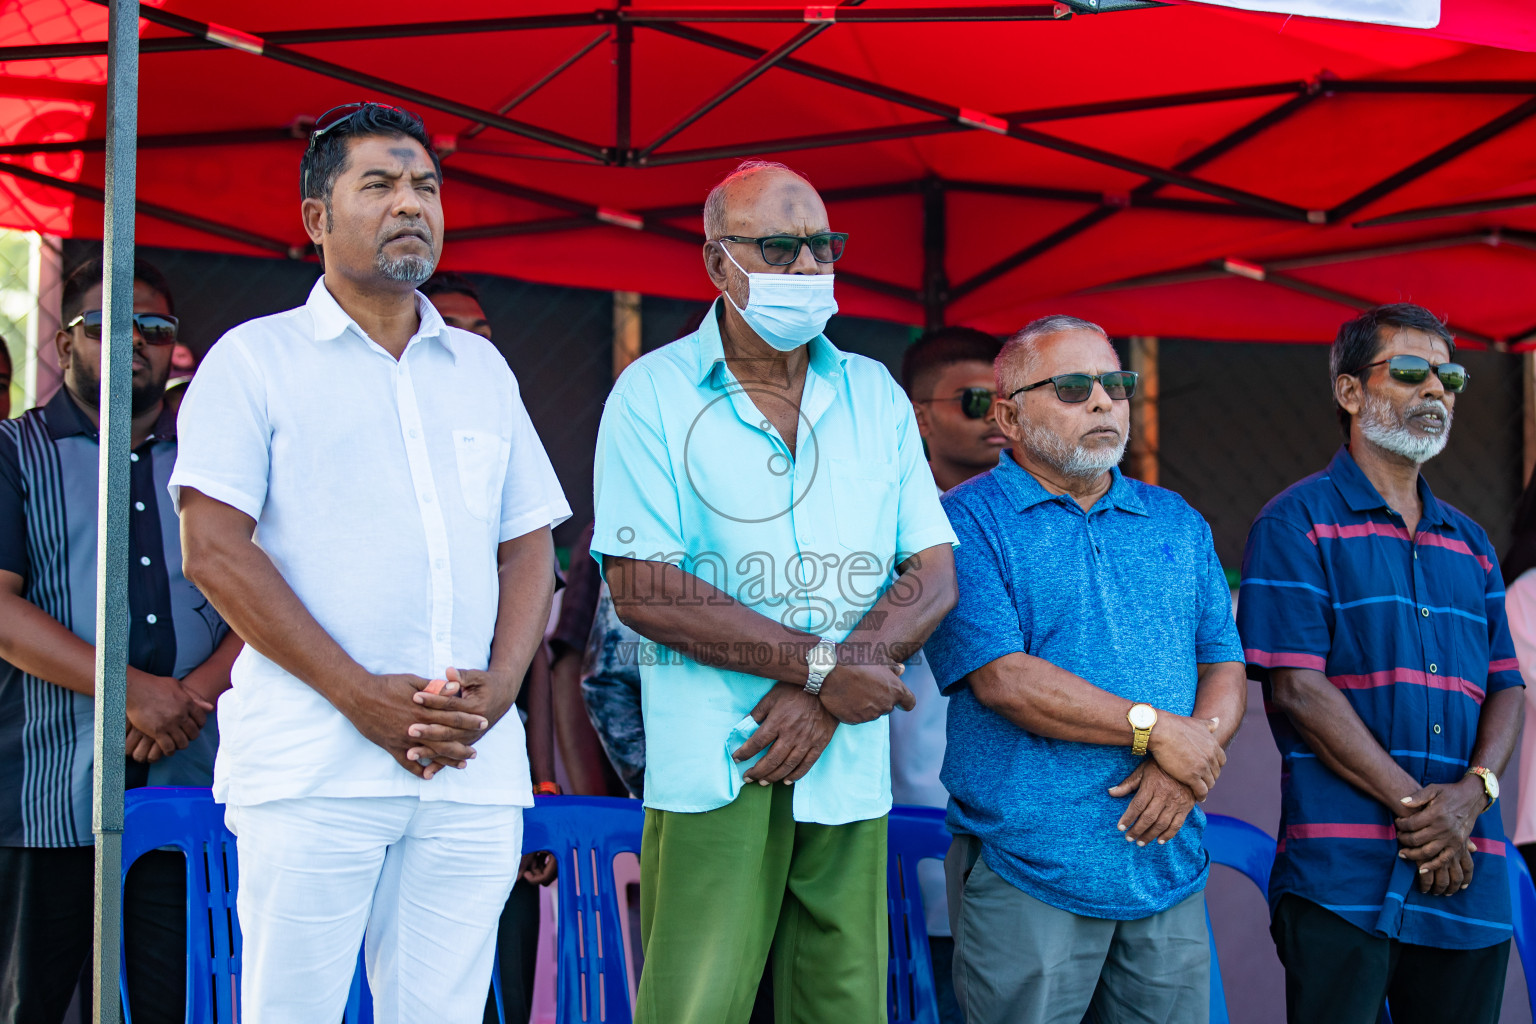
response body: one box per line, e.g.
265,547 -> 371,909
1238,303 -> 1524,1024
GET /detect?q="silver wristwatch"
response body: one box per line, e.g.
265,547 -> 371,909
805,638 -> 837,696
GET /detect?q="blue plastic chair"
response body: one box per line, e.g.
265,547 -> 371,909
887,805 -> 950,1024
120,787 -> 371,1023
1202,813 -> 1277,1024
522,795 -> 645,1024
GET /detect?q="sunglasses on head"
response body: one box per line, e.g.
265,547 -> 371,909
917,387 -> 994,419
66,310 -> 179,346
717,233 -> 849,266
302,102 -> 419,193
1355,354 -> 1468,394
1009,370 -> 1138,404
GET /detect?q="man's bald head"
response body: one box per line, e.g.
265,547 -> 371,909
703,160 -> 819,240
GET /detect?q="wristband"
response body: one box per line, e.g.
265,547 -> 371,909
533,781 -> 561,796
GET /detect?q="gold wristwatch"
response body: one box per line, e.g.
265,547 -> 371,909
1466,766 -> 1499,812
1127,703 -> 1158,756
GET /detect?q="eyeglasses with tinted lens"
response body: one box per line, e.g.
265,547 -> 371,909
66,310 -> 180,346
717,233 -> 849,266
917,387 -> 994,419
1355,354 -> 1468,394
1009,370 -> 1138,404
303,102 -> 418,192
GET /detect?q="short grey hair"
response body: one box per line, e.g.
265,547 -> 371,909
996,314 -> 1108,398
703,160 -> 806,239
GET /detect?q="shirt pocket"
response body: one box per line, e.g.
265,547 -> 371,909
829,457 -> 898,552
452,428 -> 507,523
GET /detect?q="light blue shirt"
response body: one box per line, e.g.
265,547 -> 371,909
591,301 -> 957,825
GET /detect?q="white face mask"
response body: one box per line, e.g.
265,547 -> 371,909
718,242 -> 838,352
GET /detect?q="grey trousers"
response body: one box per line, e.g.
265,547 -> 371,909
945,835 -> 1209,1024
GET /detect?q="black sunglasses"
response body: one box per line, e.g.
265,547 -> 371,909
302,102 -> 418,192
917,387 -> 994,419
717,233 -> 849,266
66,310 -> 179,346
1355,354 -> 1468,394
1009,370 -> 1138,404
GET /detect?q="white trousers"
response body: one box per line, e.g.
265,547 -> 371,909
225,796 -> 524,1024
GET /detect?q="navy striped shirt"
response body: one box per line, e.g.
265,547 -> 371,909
1238,446 -> 1522,950
0,389 -> 226,848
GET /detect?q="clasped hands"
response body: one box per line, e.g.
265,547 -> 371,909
1393,777 -> 1486,896
343,665 -> 517,780
731,655 -> 915,786
125,667 -> 217,763
1111,714 -> 1225,847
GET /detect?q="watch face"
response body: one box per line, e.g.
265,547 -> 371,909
809,644 -> 836,672
1128,704 -> 1157,730
1486,773 -> 1500,800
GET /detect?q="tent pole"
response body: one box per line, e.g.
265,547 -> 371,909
615,3 -> 633,165
922,177 -> 947,330
1127,337 -> 1158,486
93,0 -> 138,1020
1523,354 -> 1536,487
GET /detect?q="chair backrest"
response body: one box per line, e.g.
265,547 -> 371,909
1506,846 -> 1536,1020
523,796 -> 645,1024
886,805 -> 951,1024
121,787 -> 242,1024
1202,813 -> 1279,1024
121,787 -> 371,1024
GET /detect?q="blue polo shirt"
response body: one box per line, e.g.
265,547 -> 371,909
1238,446 -> 1522,950
925,452 -> 1242,919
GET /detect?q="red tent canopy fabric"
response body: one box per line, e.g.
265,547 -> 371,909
3,0 -> 1536,346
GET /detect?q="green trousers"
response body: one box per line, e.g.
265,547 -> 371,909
636,782 -> 889,1024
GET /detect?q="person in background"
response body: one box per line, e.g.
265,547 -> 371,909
927,315 -> 1244,1024
0,257 -> 242,1023
0,340 -> 11,419
419,269 -> 561,1024
894,323 -> 1002,1024
173,102 -> 570,1023
1239,304 -> 1522,1024
421,270 -> 492,340
1501,471 -> 1536,881
162,342 -> 197,420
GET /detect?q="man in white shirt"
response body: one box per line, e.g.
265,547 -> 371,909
171,102 -> 570,1023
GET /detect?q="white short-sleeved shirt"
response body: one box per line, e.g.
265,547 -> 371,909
1508,569 -> 1536,844
590,300 -> 958,826
170,279 -> 571,808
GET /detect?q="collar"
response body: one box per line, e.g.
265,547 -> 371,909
43,385 -> 177,445
992,449 -> 1148,517
693,298 -> 847,387
305,277 -> 454,361
1326,445 -> 1449,528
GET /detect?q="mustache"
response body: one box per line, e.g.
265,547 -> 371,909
381,223 -> 433,245
1406,399 -> 1450,420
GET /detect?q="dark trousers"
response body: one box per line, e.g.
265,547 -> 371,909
1271,893 -> 1509,1024
0,846 -> 185,1024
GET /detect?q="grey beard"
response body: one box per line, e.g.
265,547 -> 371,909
376,250 -> 435,286
1358,391 -> 1450,465
1020,420 -> 1128,480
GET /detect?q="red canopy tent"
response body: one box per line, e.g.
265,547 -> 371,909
3,0 -> 1536,346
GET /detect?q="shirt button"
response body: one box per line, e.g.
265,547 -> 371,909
134,501 -> 145,512
139,556 -> 151,567
422,493 -> 433,504
129,452 -> 139,463
1433,724 -> 1442,734
1429,664 -> 1438,674
145,613 -> 157,624
409,428 -> 419,438
434,559 -> 446,570
1421,607 -> 1430,617
436,632 -> 447,642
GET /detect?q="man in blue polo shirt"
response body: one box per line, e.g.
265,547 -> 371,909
1238,303 -> 1523,1024
925,315 -> 1246,1024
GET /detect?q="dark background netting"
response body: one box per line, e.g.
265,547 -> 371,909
60,241 -> 1526,563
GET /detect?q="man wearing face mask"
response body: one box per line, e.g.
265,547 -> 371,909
592,160 -> 959,1023
1238,304 -> 1522,1024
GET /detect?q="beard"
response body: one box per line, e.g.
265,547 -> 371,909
1357,390 -> 1451,464
68,360 -> 168,417
376,226 -> 437,286
1020,420 -> 1128,481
